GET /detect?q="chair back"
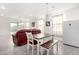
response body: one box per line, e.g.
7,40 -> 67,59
25,32 -> 34,42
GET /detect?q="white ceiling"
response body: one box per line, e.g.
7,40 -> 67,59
0,3 -> 79,19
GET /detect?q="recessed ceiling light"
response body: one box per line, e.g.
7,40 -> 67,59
52,6 -> 55,8
1,6 -> 6,10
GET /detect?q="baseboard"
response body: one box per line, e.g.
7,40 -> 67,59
63,43 -> 79,48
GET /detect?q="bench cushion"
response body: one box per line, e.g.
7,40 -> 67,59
41,40 -> 58,49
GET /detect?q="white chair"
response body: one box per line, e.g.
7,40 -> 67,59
26,32 -> 38,55
40,39 -> 59,55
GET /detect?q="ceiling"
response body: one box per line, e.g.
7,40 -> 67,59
0,3 -> 79,19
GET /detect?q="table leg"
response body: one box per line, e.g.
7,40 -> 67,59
47,50 -> 49,55
57,42 -> 58,55
40,47 -> 42,55
32,45 -> 34,55
37,40 -> 39,55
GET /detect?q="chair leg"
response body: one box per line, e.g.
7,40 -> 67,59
27,40 -> 29,54
27,44 -> 29,53
40,47 -> 43,55
52,47 -> 54,55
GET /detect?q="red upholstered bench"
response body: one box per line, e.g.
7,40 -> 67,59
12,29 -> 41,46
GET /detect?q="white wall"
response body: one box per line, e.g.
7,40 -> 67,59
0,16 -> 12,51
0,16 -> 10,35
44,18 -> 53,35
63,6 -> 79,47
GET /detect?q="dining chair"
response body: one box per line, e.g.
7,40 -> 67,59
25,32 -> 38,55
40,39 -> 59,55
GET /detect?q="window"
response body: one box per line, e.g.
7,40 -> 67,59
25,22 -> 30,29
10,22 -> 31,34
10,23 -> 18,34
52,15 -> 63,35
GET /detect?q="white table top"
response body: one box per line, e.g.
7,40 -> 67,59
33,34 -> 54,40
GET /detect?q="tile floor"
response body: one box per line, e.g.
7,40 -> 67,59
0,36 -> 79,55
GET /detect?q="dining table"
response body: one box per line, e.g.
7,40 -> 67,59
33,33 -> 54,55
